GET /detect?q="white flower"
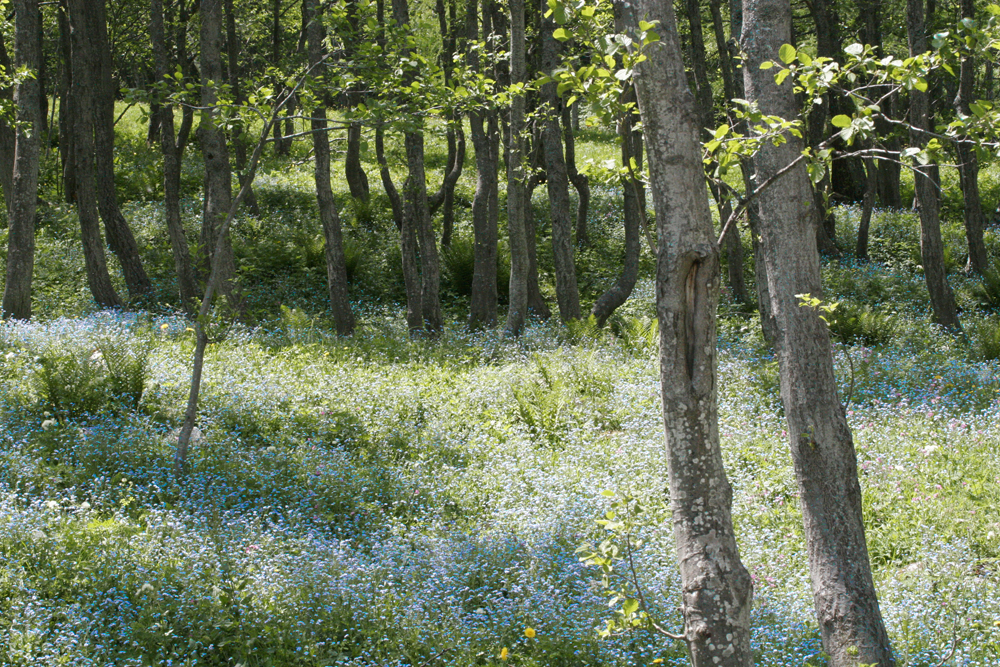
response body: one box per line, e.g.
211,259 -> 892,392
30,529 -> 45,541
41,419 -> 57,431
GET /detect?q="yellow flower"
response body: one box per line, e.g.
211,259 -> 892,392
524,627 -> 536,639
160,323 -> 169,331
499,647 -> 508,661
652,660 -> 664,665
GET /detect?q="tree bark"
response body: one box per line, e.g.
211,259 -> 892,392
226,0 -> 260,216
743,1 -> 896,664
562,106 -> 589,247
466,0 -> 499,329
342,0 -> 371,202
540,2 -> 580,321
504,0 -> 529,336
152,0 -> 198,313
953,0 -> 989,275
2,0 -> 42,320
58,1 -> 75,205
92,0 -> 153,300
0,32 -> 16,220
66,0 -> 121,308
306,0 -> 355,335
199,0 -> 239,309
907,0 -> 961,330
808,0 -> 840,254
856,155 -> 877,261
630,0 -> 753,663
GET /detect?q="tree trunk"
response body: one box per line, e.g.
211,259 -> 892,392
58,1 -> 75,205
540,2 -> 580,322
856,155 -> 876,261
562,106 -> 589,247
630,0 -> 753,664
907,0 -> 961,330
466,0 -> 499,329
394,0 -> 442,332
306,0 -> 355,335
345,122 -> 371,201
152,0 -> 198,313
743,1 -> 897,664
953,0 -> 988,275
0,32 -> 16,220
504,0 -> 529,336
226,0 -> 260,216
199,0 -> 239,308
808,0 -> 840,254
2,0 -> 42,320
92,0 -> 153,300
66,0 -> 121,308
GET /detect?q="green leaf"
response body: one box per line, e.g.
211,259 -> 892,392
553,28 -> 571,42
775,69 -> 791,85
713,124 -> 730,139
622,598 -> 639,616
797,51 -> 813,66
779,44 -> 797,64
831,114 -> 852,128
759,61 -> 775,70
581,5 -> 595,17
914,78 -> 928,93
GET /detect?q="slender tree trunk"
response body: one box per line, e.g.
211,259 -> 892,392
92,0 -> 153,300
58,1 -> 75,205
345,122 -> 370,201
3,0 -> 42,320
630,0 -> 753,664
953,0 -> 988,275
856,155 -> 876,261
226,0 -> 260,216
808,0 -> 840,254
562,106 -> 589,247
0,32 -> 16,220
743,1 -> 896,664
505,0 -> 529,336
908,0 -> 961,330
306,0 -> 355,335
152,0 -> 198,313
540,2 -> 580,321
66,0 -> 121,308
199,0 -> 239,308
730,0 -> 776,344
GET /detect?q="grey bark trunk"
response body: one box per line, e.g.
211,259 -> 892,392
907,0 -> 961,330
504,0 -> 529,336
466,0 -> 499,329
540,3 -> 580,321
856,156 -> 877,261
742,1 -> 897,664
2,0 -> 42,320
631,0 -> 754,663
199,0 -> 239,309
562,106 -> 589,248
92,0 -> 153,300
66,0 -> 121,308
345,122 -> 371,201
152,0 -> 198,313
0,32 -> 15,220
953,0 -> 988,275
808,0 -> 840,254
226,0 -> 260,217
307,0 -> 355,335
58,1 -> 75,205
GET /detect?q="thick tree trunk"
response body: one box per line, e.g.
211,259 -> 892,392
907,0 -> 961,330
393,0 -> 442,332
306,0 -> 355,335
2,0 -> 42,320
199,0 -> 239,308
466,0 -> 499,329
808,0 -> 840,254
540,3 -> 580,321
152,0 -> 198,313
953,0 -> 988,275
66,0 -> 121,308
630,0 -> 753,664
743,1 -> 896,664
92,0 -> 153,300
226,0 -> 260,216
504,0 -> 529,336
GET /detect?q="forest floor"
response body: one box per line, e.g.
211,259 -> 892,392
0,111 -> 999,665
